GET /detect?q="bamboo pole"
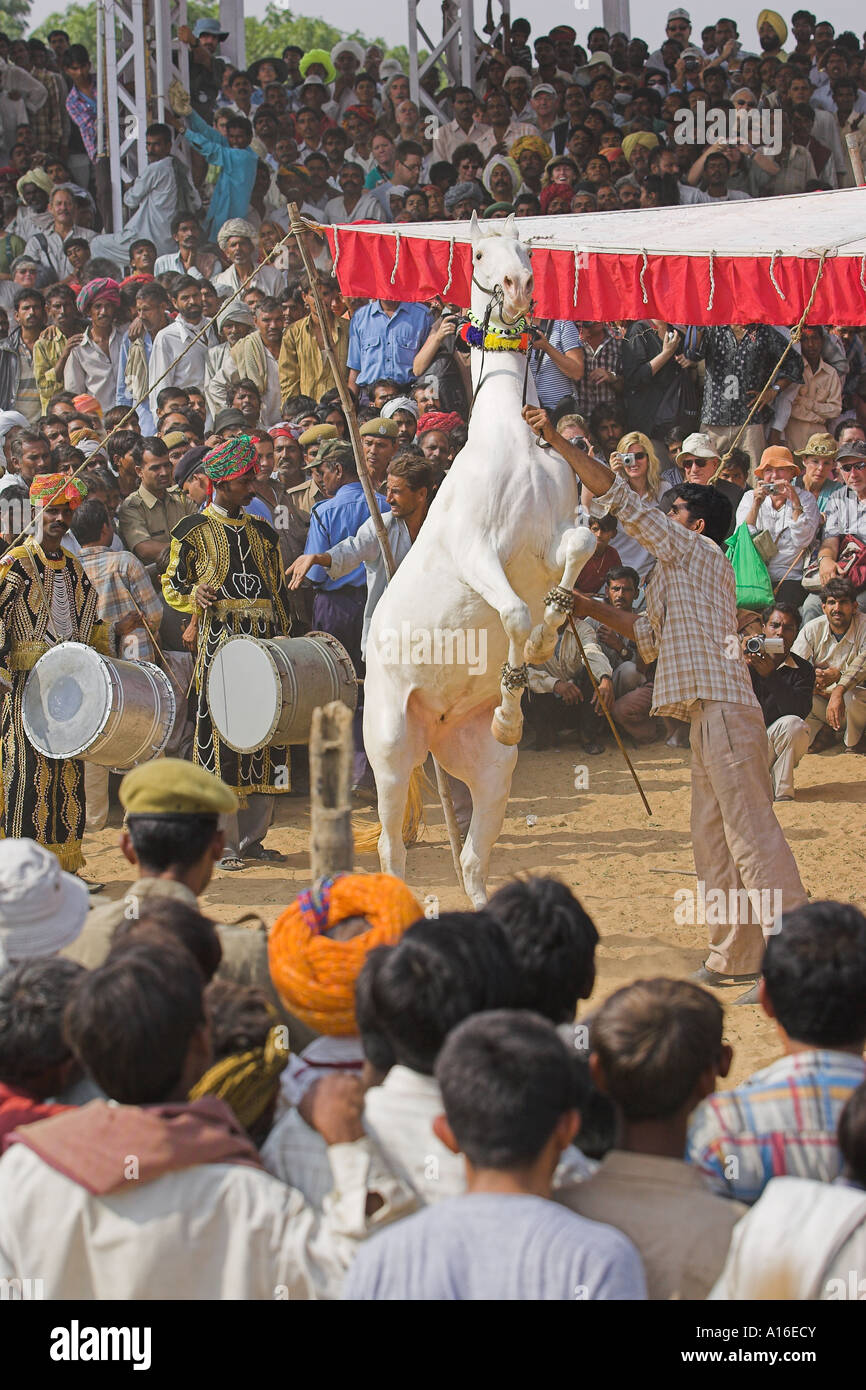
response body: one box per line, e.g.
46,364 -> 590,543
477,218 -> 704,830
309,700 -> 355,881
287,204 -> 466,894
845,132 -> 866,187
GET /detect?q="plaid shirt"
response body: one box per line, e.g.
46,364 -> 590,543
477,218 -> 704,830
687,1050 -> 866,1205
66,84 -> 98,162
77,544 -> 163,662
572,332 -> 622,417
29,68 -> 67,152
591,474 -> 757,720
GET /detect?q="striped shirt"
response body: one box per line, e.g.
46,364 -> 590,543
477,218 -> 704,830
590,473 -> 757,721
822,485 -> 866,542
687,1050 -> 866,1205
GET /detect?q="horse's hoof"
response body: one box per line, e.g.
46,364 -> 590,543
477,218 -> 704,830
491,705 -> 523,745
524,625 -> 556,665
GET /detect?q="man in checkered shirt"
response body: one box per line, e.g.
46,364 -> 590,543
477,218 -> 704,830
523,404 -> 806,1001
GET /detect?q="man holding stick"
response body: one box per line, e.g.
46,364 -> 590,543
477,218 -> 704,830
522,405 -> 807,1003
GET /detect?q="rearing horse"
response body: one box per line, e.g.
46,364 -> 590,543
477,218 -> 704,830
364,213 -> 595,905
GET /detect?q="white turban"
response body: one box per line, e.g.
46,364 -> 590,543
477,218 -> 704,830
217,218 -> 257,250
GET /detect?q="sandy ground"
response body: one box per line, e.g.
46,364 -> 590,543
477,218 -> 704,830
84,737 -> 866,1090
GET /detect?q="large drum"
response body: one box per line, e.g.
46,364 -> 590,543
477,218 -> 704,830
207,631 -> 357,754
23,642 -> 176,771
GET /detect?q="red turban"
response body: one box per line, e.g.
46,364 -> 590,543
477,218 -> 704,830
417,411 -> 465,436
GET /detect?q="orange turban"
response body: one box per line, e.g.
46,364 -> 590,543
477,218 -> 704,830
268,873 -> 423,1036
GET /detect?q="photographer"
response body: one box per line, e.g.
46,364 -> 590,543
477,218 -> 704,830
735,447 -> 820,606
411,300 -> 470,415
741,604 -> 815,801
522,404 -> 807,1000
528,318 -> 585,409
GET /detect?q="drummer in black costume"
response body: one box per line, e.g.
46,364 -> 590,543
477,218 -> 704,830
162,436 -> 293,870
0,475 -> 113,874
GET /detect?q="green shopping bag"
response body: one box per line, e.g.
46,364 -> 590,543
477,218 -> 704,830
725,523 -> 775,610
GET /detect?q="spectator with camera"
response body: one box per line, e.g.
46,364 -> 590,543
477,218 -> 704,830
792,577 -> 866,754
735,446 -> 821,607
807,438 -> 866,620
741,602 -> 815,801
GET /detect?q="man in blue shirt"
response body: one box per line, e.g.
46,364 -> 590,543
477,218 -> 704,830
304,440 -> 388,791
347,299 -> 432,396
170,109 -> 258,240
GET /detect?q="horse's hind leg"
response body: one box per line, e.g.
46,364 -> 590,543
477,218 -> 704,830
434,708 -> 518,906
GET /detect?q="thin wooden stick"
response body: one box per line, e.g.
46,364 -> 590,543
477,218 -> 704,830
566,613 -> 653,817
126,590 -> 187,704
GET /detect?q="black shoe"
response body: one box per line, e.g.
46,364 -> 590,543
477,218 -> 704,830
691,964 -> 760,987
581,740 -> 604,756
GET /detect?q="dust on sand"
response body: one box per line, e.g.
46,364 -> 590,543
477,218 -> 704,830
85,740 -> 865,1089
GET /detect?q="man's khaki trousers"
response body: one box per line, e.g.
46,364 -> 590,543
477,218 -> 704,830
689,699 -> 807,976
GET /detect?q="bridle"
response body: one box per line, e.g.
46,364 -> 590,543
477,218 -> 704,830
466,268 -> 535,418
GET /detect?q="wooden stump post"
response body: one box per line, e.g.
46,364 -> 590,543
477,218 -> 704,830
309,700 -> 355,882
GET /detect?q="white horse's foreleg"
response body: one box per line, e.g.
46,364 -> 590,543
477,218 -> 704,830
457,545 -> 532,747
434,711 -> 518,906
524,524 -> 597,664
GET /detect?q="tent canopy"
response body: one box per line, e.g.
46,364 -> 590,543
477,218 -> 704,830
321,187 -> 866,326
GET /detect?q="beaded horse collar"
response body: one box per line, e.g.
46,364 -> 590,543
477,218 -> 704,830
458,310 -> 530,352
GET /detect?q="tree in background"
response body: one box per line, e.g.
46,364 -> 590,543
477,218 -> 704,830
31,2 -> 410,70
0,0 -> 33,39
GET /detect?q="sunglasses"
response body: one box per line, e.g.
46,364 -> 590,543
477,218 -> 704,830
839,460 -> 866,471
682,458 -> 710,468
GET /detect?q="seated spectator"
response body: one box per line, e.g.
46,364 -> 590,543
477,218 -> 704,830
0,940 -> 415,1298
189,978 -> 289,1147
710,1082 -> 866,1299
0,957 -> 85,1140
796,432 -> 842,514
742,603 -> 815,801
735,446 -> 820,605
792,578 -> 866,753
485,876 -> 598,1027
594,566 -> 661,745
809,438 -> 866,619
347,913 -> 522,1205
525,611 -> 613,756
687,901 -> 866,1204
261,873 -> 423,1204
559,979 -> 745,1299
0,839 -> 89,970
575,513 -> 621,594
343,1011 -> 647,1301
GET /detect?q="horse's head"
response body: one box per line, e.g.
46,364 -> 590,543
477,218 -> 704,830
468,212 -> 534,327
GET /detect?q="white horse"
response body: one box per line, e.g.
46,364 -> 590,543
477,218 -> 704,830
364,213 -> 596,905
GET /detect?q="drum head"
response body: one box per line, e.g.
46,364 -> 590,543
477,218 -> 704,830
207,638 -> 280,753
23,642 -> 112,758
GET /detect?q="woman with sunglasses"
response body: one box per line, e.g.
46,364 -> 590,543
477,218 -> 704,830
585,431 -> 665,585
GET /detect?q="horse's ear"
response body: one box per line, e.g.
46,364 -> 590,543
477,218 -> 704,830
502,212 -> 517,239
469,209 -> 482,249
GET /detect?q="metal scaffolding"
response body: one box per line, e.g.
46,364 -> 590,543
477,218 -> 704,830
96,0 -> 190,232
407,0 -> 511,116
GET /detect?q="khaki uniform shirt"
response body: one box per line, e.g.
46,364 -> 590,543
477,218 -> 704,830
117,484 -> 193,561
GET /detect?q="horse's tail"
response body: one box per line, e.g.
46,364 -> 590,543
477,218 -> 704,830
353,763 -> 431,852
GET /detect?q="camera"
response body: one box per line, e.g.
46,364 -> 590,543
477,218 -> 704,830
620,452 -> 636,466
744,635 -> 785,656
763,483 -> 780,494
684,55 -> 700,71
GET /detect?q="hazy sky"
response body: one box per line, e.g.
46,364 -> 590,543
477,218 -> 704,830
27,0 -> 865,52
